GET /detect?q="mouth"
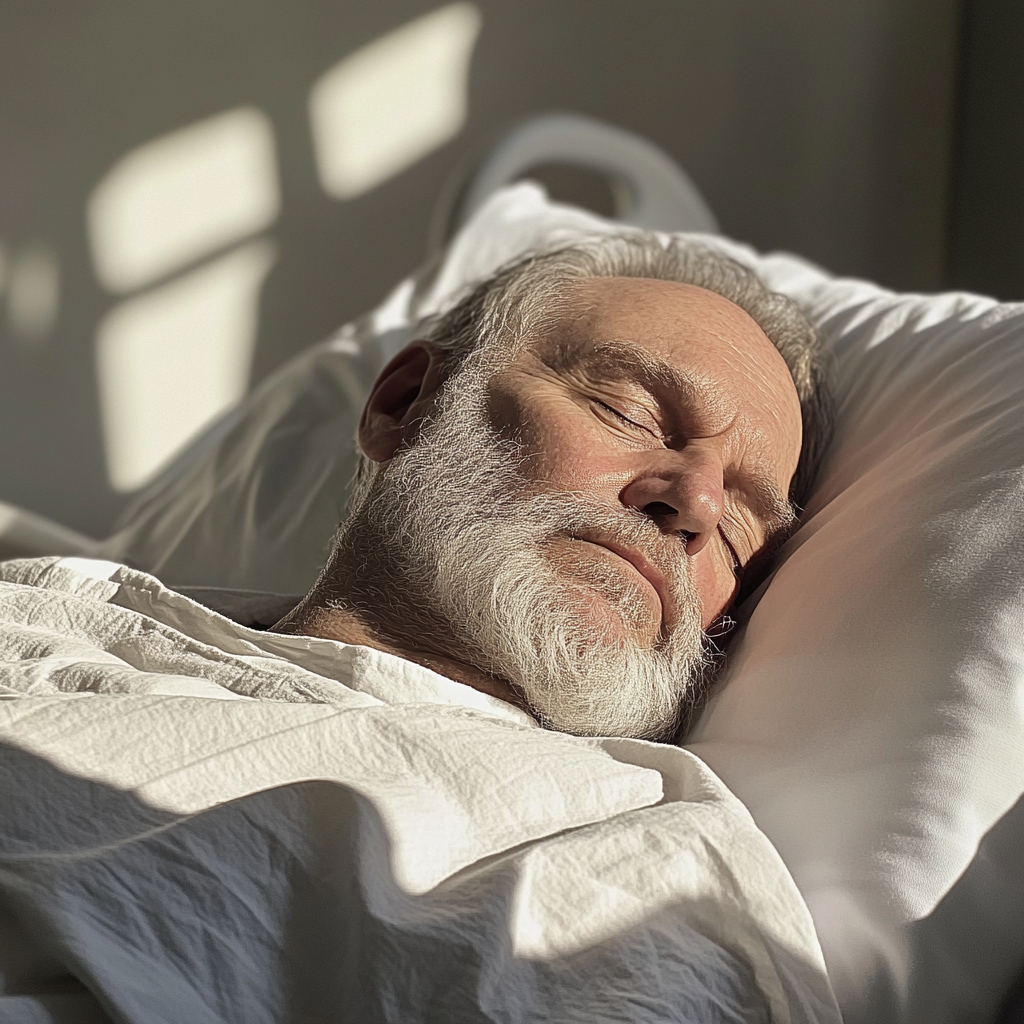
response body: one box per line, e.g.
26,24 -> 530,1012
567,535 -> 677,635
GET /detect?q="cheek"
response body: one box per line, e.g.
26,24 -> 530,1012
515,413 -> 624,490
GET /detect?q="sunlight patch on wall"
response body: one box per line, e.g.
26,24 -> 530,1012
87,107 -> 279,294
309,3 -> 481,199
96,240 -> 275,492
8,243 -> 60,342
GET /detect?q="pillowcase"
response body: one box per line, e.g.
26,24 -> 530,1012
102,182 -> 1024,1024
685,260 -> 1024,1024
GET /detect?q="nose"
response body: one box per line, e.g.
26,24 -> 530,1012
619,445 -> 725,555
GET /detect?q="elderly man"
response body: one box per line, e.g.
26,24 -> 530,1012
0,232 -> 840,1024
275,234 -> 829,739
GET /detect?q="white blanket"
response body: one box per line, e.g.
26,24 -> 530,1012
0,557 -> 840,1024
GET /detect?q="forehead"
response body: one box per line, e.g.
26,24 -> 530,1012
556,276 -> 784,389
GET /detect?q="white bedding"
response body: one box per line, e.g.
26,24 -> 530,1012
0,556 -> 840,1023
79,183 -> 1024,1021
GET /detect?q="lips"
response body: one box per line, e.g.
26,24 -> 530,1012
568,534 -> 678,634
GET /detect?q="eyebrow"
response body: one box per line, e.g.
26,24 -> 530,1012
544,337 -> 703,401
543,337 -> 799,536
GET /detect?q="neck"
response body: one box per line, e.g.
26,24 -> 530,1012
272,588 -> 526,709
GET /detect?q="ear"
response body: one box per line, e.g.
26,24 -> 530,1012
358,342 -> 450,462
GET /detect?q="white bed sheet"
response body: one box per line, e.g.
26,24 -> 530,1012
0,556 -> 840,1023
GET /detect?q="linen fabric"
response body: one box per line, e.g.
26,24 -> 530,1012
0,555 -> 839,1024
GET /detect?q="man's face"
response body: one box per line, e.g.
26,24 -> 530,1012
488,276 -> 803,633
337,274 -> 803,740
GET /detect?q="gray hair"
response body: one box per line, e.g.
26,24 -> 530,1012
419,233 -> 833,507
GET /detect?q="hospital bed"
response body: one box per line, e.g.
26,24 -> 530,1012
3,115 -> 1024,1024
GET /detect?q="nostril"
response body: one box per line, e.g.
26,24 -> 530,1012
642,501 -> 677,519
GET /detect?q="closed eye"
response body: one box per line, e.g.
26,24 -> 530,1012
596,400 -> 657,437
718,527 -> 743,579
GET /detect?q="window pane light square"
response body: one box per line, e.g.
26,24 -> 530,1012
87,108 -> 280,294
8,244 -> 60,341
309,3 -> 481,200
96,240 -> 275,492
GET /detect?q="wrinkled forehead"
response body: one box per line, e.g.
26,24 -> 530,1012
538,277 -> 789,393
554,276 -> 771,358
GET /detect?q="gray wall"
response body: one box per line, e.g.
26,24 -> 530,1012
0,0 -> 962,537
948,0 -> 1024,299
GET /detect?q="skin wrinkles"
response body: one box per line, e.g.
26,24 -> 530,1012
488,276 -> 803,629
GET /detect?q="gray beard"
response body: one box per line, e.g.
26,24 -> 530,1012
329,363 -> 711,741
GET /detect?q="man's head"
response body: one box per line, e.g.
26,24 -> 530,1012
303,235 -> 831,740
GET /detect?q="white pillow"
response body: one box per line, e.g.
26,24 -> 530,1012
103,183 -> 1024,1024
685,261 -> 1024,1024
